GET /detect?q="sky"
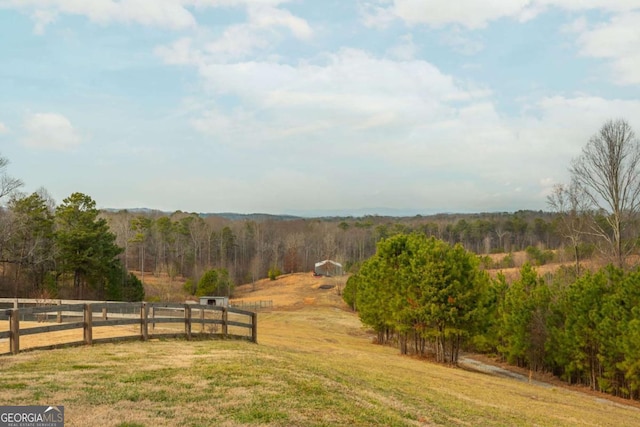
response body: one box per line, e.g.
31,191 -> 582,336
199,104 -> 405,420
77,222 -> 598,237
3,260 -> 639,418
1,0 -> 640,217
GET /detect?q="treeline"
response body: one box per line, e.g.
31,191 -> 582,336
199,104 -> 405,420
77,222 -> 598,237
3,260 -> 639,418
494,263 -> 640,398
100,208 -> 582,287
344,233 -> 640,400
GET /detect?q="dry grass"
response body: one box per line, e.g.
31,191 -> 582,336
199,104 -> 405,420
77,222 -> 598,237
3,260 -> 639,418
1,273 -> 640,426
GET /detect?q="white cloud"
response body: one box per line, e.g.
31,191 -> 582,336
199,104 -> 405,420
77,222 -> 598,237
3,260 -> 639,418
23,113 -> 82,150
247,4 -> 312,39
165,47 -> 491,152
0,0 -> 309,34
574,12 -> 640,85
2,0 -> 198,32
359,0 -> 640,29
358,0 -> 396,29
150,2 -> 312,63
391,0 -> 532,29
0,122 -> 7,134
538,0 -> 639,13
358,1 -> 640,87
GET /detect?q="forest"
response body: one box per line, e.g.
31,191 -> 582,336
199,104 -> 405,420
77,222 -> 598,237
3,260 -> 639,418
0,183 -> 574,300
0,147 -> 581,299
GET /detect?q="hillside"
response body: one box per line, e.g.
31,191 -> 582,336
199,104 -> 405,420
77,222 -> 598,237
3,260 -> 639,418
2,272 -> 640,426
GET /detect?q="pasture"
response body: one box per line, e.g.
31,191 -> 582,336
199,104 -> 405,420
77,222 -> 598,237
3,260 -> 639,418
1,273 -> 639,426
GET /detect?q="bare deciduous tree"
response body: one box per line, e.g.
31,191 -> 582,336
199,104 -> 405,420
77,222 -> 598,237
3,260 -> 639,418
570,118 -> 640,267
547,181 -> 589,273
0,154 -> 23,202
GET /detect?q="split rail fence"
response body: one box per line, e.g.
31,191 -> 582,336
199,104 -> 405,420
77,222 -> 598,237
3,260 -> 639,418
0,300 -> 257,356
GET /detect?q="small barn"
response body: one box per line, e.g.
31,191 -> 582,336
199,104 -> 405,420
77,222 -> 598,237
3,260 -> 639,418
314,260 -> 343,277
199,296 -> 229,307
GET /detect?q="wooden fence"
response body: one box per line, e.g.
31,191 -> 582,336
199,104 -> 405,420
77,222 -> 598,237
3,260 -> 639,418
0,301 -> 257,356
230,300 -> 273,311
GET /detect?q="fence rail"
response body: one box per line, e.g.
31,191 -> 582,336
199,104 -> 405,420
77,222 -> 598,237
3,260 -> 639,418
230,300 -> 273,311
0,301 -> 257,356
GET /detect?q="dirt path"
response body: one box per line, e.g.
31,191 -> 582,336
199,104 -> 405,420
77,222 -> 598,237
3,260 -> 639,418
459,356 -> 553,388
459,355 -> 640,412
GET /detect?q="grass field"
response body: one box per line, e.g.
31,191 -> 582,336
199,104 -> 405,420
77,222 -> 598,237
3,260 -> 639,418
1,273 -> 640,426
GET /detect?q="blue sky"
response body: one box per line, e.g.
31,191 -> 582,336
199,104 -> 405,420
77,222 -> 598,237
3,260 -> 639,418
1,0 -> 640,216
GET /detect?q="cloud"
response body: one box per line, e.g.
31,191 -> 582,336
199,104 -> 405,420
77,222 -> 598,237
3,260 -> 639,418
358,0 -> 396,29
150,2 -> 312,64
247,4 -> 312,39
0,122 -> 7,134
1,0 -> 308,34
357,0 -> 536,29
2,0 -> 196,32
22,113 -> 82,150
357,1 -> 640,88
574,12 -> 640,85
160,37 -> 593,212
358,0 -> 639,29
160,46 -> 492,154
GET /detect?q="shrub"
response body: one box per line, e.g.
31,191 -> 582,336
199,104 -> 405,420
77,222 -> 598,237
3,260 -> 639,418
500,253 -> 515,268
196,268 -> 232,297
183,279 -> 196,296
268,268 -> 281,281
525,246 -> 554,266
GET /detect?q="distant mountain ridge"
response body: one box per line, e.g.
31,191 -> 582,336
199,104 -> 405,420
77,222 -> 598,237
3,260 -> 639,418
102,207 -> 303,221
102,207 -> 548,221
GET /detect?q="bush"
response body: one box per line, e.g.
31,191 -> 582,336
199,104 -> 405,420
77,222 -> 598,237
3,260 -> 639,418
183,279 -> 196,296
500,253 -> 515,268
122,273 -> 145,302
525,246 -> 554,266
268,268 -> 281,281
196,268 -> 232,297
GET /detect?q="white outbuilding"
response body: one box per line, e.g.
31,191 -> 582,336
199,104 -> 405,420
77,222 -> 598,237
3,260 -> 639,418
314,260 -> 343,277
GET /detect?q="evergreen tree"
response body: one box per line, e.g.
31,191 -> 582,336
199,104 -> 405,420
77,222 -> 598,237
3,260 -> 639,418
55,192 -> 123,299
196,268 -> 232,297
351,233 -> 489,364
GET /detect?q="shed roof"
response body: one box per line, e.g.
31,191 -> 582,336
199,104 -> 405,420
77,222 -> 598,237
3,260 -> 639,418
314,259 -> 342,268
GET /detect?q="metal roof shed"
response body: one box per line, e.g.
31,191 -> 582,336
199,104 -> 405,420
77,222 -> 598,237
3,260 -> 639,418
314,260 -> 343,277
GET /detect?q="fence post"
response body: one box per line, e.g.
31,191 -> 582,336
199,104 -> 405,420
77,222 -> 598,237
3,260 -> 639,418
251,312 -> 258,344
222,307 -> 228,337
140,303 -> 148,341
9,309 -> 20,355
184,305 -> 192,340
57,300 -> 62,323
200,308 -> 204,333
102,307 -> 108,321
83,304 -> 93,345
